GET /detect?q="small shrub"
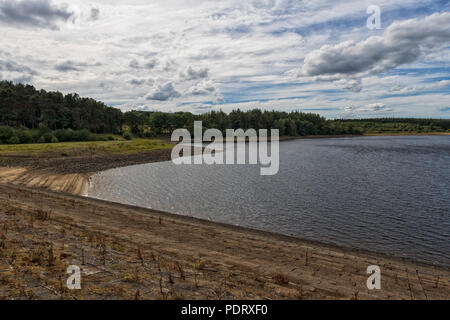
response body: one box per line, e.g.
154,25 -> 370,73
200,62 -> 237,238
72,129 -> 91,141
38,136 -> 46,143
272,273 -> 289,285
193,259 -> 204,270
123,132 -> 132,140
43,132 -> 53,143
15,130 -> 32,144
54,129 -> 74,142
37,124 -> 51,137
8,135 -> 20,144
0,126 -> 14,142
144,131 -> 156,138
51,136 -> 59,143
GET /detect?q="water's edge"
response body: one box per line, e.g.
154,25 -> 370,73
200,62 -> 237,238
87,136 -> 450,267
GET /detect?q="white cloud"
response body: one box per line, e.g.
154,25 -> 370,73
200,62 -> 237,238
343,103 -> 393,114
145,82 -> 181,101
180,66 -> 209,80
298,12 -> 450,89
187,80 -> 216,95
389,80 -> 450,93
334,78 -> 362,92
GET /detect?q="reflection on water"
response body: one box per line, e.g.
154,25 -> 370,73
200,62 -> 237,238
89,136 -> 450,266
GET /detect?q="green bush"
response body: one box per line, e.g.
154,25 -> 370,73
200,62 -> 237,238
123,132 -> 132,140
15,130 -> 33,144
0,127 -> 104,145
143,131 -> 156,138
43,132 -> 54,143
55,129 -> 74,142
8,135 -> 20,145
72,129 -> 91,141
0,126 -> 14,142
107,136 -> 115,141
37,124 -> 52,137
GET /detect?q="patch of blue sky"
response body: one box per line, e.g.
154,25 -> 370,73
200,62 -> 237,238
269,1 -> 448,39
300,107 -> 340,111
218,81 -> 313,100
378,88 -> 449,99
422,76 -> 450,83
380,0 -> 450,27
380,66 -> 450,77
269,15 -> 367,38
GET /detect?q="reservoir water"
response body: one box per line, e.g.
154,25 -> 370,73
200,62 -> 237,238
88,136 -> 450,266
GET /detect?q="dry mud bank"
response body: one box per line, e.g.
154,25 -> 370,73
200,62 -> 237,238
0,183 -> 448,300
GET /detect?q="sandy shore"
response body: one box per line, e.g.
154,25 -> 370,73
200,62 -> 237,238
0,167 -> 89,195
0,139 -> 449,299
0,148 -> 173,195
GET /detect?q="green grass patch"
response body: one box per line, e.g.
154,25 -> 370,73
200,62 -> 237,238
0,138 -> 173,156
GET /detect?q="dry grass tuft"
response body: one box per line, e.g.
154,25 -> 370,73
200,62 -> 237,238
34,209 -> 50,221
272,273 -> 289,285
193,259 -> 204,270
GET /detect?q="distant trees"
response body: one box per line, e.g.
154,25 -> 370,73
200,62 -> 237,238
0,125 -> 97,144
0,80 -> 449,145
120,109 -> 360,137
0,81 -> 123,133
332,118 -> 450,134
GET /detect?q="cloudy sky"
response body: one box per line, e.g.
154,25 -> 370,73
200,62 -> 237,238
0,0 -> 449,118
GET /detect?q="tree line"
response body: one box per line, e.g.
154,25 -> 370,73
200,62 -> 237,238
0,80 -> 123,133
0,80 -> 448,144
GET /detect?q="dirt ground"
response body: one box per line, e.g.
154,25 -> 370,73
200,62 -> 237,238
0,148 -> 174,195
0,182 -> 448,300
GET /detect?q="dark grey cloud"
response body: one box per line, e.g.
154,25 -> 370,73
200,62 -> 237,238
144,59 -> 157,69
129,79 -> 146,86
11,74 -> 32,83
0,59 -> 36,74
129,78 -> 154,86
301,12 -> 450,79
145,82 -> 181,101
90,7 -> 99,21
55,60 -> 101,72
0,72 -> 32,83
129,59 -> 139,69
0,0 -> 73,30
55,60 -> 83,72
180,66 -> 209,80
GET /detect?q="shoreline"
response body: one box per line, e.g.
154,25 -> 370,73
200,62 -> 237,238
78,192 -> 450,271
0,182 -> 448,299
0,134 -> 449,299
1,134 -> 449,261
3,162 -> 449,270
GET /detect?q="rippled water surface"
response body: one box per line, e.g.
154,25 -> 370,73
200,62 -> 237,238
88,136 -> 450,266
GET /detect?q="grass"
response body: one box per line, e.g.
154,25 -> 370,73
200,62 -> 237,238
364,131 -> 450,136
0,138 -> 173,156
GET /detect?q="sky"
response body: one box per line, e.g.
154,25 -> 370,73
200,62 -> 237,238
0,0 -> 449,118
